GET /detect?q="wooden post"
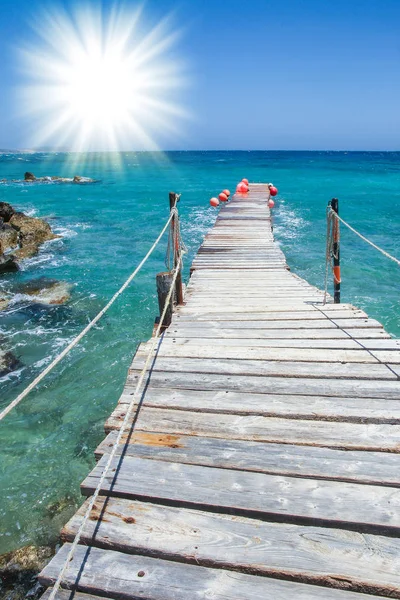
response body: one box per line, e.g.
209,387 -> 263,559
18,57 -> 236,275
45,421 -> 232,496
169,192 -> 184,305
156,271 -> 174,329
331,198 -> 341,304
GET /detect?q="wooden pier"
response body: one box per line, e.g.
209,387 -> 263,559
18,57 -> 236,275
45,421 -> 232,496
41,184 -> 400,600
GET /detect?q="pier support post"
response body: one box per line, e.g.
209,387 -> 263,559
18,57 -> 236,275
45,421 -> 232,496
169,192 -> 184,306
331,198 -> 341,304
156,271 -> 174,328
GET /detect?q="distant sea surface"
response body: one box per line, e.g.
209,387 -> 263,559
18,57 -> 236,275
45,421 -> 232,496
1,150 -> 400,554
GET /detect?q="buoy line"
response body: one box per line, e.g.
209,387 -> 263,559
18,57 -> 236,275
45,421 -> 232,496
0,209 -> 177,424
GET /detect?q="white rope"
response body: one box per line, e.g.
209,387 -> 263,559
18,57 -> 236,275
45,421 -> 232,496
329,209 -> 400,267
0,213 -> 174,423
48,256 -> 182,600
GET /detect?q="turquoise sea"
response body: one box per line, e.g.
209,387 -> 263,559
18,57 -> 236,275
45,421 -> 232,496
1,150 -> 400,554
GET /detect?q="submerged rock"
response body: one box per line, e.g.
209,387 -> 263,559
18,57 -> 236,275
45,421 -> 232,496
15,278 -> 72,305
0,350 -> 22,377
0,545 -> 54,600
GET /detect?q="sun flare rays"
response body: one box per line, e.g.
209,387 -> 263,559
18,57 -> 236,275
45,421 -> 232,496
18,4 -> 188,153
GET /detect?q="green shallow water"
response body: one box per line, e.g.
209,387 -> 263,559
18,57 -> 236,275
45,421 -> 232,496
0,150 -> 399,552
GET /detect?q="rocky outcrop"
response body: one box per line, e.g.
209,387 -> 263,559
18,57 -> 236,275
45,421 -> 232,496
0,254 -> 18,273
24,172 -> 36,181
0,545 -> 54,600
10,212 -> 58,260
0,201 -> 15,221
0,173 -> 96,185
0,202 -> 59,271
0,349 -> 21,377
0,278 -> 72,312
17,172 -> 96,184
15,278 -> 72,305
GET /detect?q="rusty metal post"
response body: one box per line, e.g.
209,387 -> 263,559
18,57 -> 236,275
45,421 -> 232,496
330,198 -> 341,304
169,192 -> 184,305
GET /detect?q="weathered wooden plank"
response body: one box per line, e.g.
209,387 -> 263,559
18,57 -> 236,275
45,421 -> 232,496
40,544 -> 391,600
166,326 -> 390,339
63,496 -> 400,597
164,335 -> 400,349
176,310 -> 365,320
81,455 -> 400,534
127,406 -> 400,451
163,335 -> 362,348
126,370 -> 400,399
129,356 -> 396,380
137,343 -> 378,364
95,431 -> 400,486
371,351 -> 400,364
170,317 -> 382,330
109,386 -> 400,423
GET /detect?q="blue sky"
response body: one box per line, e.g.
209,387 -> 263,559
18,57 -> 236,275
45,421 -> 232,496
0,0 -> 399,150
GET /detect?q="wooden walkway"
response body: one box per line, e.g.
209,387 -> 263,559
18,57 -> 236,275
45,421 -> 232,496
40,184 -> 400,600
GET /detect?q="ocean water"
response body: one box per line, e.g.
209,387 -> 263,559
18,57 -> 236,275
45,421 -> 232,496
0,150 -> 399,554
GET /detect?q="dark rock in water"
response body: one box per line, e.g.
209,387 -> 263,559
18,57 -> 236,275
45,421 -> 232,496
9,212 -> 59,260
0,545 -> 54,600
45,494 -> 76,519
0,202 -> 15,222
0,202 -> 60,272
0,254 -> 19,274
0,223 -> 19,254
15,278 -> 72,305
2,174 -> 96,185
0,293 -> 11,310
0,350 -> 22,376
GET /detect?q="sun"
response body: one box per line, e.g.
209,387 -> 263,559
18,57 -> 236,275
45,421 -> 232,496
18,4 -> 188,152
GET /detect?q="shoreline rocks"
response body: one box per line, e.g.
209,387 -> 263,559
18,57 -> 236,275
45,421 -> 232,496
0,172 -> 96,185
0,545 -> 55,600
14,278 -> 72,306
0,172 -> 97,185
0,350 -> 22,377
0,202 -> 59,272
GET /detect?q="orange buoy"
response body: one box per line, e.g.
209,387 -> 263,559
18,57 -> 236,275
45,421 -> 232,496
269,186 -> 278,196
268,199 -> 275,208
236,182 -> 248,193
242,178 -> 249,185
218,192 -> 228,202
210,197 -> 219,207
223,189 -> 230,197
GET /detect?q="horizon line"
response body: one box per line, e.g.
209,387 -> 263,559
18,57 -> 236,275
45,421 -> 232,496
1,148 -> 400,154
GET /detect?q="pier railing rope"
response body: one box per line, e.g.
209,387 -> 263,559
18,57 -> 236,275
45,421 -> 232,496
324,199 -> 400,304
0,205 -> 180,424
329,209 -> 400,267
47,249 -> 184,600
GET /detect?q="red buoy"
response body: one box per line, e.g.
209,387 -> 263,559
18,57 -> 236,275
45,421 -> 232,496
218,192 -> 228,202
269,186 -> 278,196
223,189 -> 230,197
242,178 -> 249,185
268,199 -> 275,208
210,197 -> 219,207
236,182 -> 249,193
